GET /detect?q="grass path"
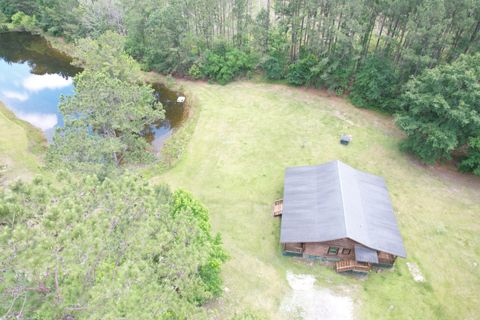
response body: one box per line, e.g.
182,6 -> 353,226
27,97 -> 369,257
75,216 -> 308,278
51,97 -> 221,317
153,80 -> 480,319
0,102 -> 44,183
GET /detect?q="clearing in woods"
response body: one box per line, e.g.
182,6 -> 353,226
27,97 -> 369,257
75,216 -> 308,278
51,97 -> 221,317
152,80 -> 480,319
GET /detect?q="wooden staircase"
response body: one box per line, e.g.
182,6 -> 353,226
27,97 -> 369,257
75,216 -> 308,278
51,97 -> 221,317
336,260 -> 371,273
272,199 -> 283,217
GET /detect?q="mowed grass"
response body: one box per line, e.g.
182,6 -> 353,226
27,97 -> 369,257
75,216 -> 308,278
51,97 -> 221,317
0,102 -> 44,183
153,81 -> 480,319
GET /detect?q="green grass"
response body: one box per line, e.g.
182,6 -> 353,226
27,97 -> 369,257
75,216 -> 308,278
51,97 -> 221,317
0,101 -> 45,182
151,81 -> 480,319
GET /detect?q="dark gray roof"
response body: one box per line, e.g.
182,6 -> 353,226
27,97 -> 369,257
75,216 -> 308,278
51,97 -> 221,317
355,245 -> 379,263
280,160 -> 406,258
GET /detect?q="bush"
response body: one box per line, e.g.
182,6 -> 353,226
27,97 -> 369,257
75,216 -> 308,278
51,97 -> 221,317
10,11 -> 36,31
188,63 -> 203,79
261,55 -> 286,80
317,58 -> 354,94
459,137 -> 480,175
171,190 -> 228,301
286,54 -> 318,86
350,54 -> 399,112
195,46 -> 257,84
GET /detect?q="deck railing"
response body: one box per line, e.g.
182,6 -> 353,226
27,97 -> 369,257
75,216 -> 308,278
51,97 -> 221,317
335,260 -> 371,273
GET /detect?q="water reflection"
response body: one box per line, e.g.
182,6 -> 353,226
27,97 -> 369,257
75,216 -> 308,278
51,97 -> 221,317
0,32 -> 187,152
23,73 -> 73,91
145,83 -> 188,151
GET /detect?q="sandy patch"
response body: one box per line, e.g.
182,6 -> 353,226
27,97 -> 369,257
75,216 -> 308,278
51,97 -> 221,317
406,262 -> 425,282
280,271 -> 354,320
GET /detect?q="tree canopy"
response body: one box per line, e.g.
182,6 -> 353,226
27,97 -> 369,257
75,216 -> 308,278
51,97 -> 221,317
396,53 -> 480,173
47,70 -> 164,173
0,174 -> 226,319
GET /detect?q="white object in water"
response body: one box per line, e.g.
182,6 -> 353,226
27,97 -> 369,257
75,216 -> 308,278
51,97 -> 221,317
177,96 -> 186,103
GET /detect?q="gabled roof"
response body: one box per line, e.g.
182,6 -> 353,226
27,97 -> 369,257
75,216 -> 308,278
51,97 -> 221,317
280,160 -> 406,258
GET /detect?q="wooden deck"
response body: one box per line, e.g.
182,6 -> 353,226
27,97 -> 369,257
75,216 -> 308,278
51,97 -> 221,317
273,199 -> 283,217
335,260 -> 371,273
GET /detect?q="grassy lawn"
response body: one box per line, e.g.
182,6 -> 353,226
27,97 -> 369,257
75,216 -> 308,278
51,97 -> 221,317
152,80 -> 480,319
0,102 -> 44,183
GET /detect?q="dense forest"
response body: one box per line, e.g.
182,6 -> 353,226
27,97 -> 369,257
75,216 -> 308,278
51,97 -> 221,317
1,0 -> 478,173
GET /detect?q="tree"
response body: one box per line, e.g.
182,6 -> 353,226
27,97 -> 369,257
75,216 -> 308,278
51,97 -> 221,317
459,137 -> 480,175
350,54 -> 399,112
9,11 -> 37,31
396,53 -> 480,169
73,31 -> 142,82
78,0 -> 126,37
36,0 -> 82,38
0,174 -> 226,319
47,70 -> 164,173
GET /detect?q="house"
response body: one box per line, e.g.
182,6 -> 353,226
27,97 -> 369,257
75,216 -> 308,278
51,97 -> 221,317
278,160 -> 406,273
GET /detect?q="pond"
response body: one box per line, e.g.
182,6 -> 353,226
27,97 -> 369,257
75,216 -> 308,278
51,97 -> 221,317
0,32 -> 187,151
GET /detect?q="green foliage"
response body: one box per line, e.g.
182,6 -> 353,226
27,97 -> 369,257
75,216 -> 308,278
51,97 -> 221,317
318,58 -> 354,95
171,190 -> 228,300
189,63 -> 203,80
350,54 -> 400,112
0,11 -> 8,24
0,174 -> 225,318
47,70 -> 164,172
459,137 -> 480,175
10,11 -> 37,31
261,56 -> 286,80
195,46 -> 257,84
286,54 -> 318,86
73,31 -> 142,82
0,0 -> 39,19
396,53 -> 480,166
36,0 -> 82,38
125,0 -> 195,75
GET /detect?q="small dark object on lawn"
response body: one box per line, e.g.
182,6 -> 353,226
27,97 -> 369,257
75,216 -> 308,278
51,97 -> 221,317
340,134 -> 352,145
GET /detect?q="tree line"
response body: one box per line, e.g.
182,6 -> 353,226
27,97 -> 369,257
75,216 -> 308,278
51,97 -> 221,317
2,0 -> 477,174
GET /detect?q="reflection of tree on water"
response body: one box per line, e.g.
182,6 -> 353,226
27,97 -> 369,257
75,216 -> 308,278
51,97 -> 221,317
144,83 -> 189,150
0,32 -> 188,152
0,32 -> 81,78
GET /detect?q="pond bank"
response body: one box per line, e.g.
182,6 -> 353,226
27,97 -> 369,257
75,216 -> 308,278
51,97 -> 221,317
0,101 -> 45,183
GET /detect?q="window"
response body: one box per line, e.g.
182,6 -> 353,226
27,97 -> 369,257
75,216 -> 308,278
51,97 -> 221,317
342,248 -> 351,255
327,247 -> 339,255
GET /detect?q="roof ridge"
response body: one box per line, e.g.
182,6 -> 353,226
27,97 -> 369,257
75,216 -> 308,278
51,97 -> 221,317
336,160 -> 349,237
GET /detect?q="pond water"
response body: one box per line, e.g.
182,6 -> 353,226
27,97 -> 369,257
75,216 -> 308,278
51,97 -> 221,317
0,32 -> 187,151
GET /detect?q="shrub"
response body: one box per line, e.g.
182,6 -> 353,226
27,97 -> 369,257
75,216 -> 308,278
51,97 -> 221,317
10,11 -> 36,31
261,55 -> 286,80
350,54 -> 399,112
197,47 -> 256,84
459,137 -> 480,175
188,63 -> 203,79
171,190 -> 228,301
286,54 -> 318,86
